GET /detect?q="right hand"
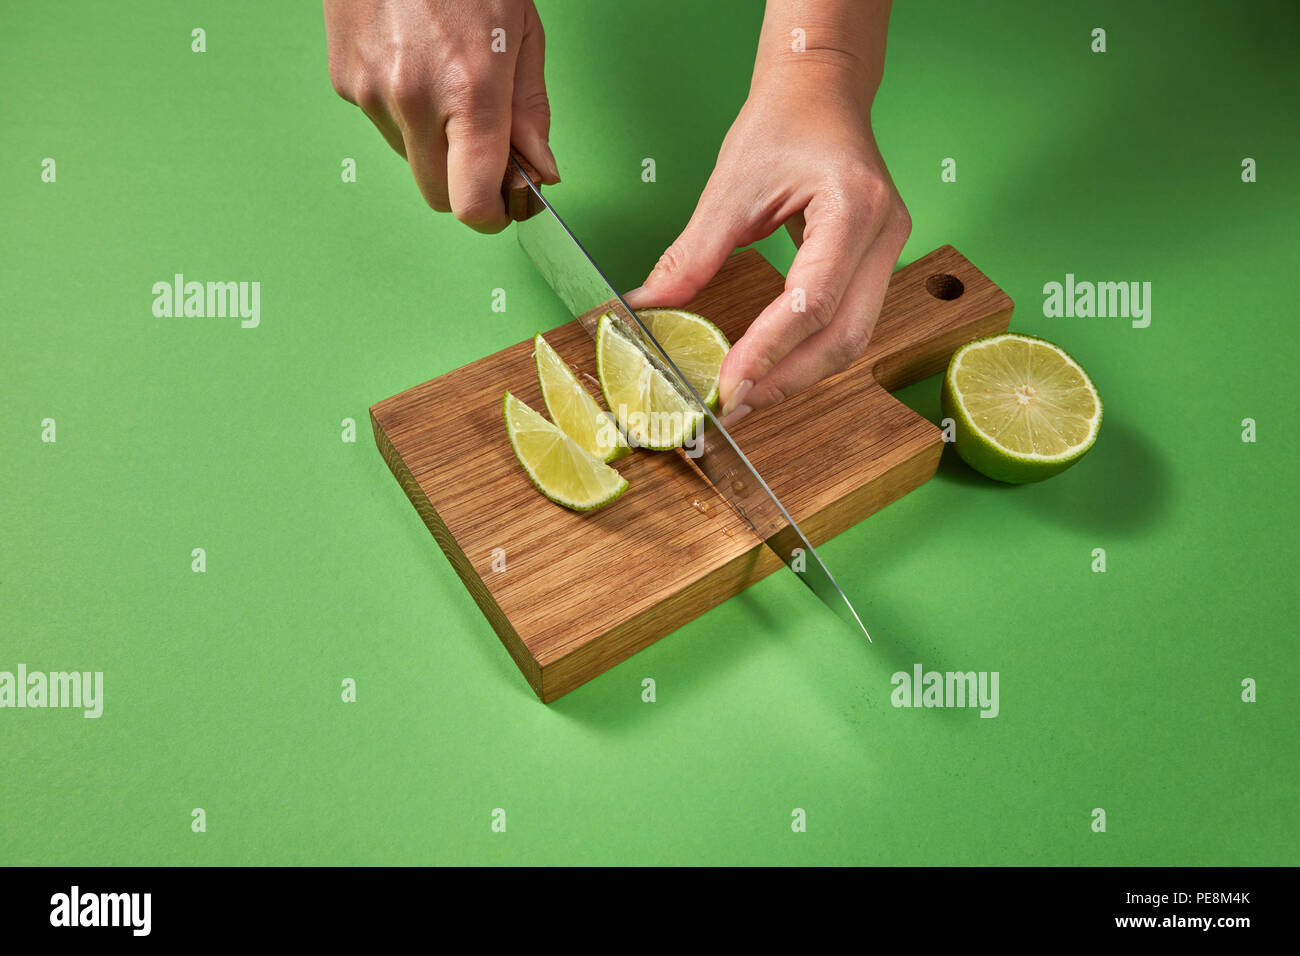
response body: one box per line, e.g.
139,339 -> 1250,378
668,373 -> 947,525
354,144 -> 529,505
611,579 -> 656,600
323,0 -> 560,233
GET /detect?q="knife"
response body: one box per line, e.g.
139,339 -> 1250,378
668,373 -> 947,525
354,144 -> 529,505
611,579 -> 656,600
503,149 -> 871,641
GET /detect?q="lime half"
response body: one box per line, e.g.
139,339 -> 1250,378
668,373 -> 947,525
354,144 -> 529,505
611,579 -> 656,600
941,333 -> 1102,483
533,333 -> 628,463
503,391 -> 629,510
635,308 -> 731,410
596,314 -> 704,451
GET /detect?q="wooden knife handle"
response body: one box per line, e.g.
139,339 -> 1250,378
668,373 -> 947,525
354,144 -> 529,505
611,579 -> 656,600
502,146 -> 543,222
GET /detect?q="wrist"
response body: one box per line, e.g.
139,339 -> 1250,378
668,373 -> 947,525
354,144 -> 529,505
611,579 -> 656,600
749,56 -> 876,121
749,0 -> 890,115
750,45 -> 877,114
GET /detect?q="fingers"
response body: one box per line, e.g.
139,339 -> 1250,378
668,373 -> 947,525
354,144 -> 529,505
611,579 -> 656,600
358,99 -> 411,160
741,235 -> 899,413
510,4 -> 560,184
443,64 -> 516,234
716,191 -> 880,405
719,191 -> 911,417
325,1 -> 555,233
366,78 -> 454,213
401,116 -> 451,212
350,66 -> 507,226
623,180 -> 751,310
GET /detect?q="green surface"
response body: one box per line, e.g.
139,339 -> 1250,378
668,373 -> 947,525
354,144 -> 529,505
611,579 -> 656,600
2,0 -> 1296,866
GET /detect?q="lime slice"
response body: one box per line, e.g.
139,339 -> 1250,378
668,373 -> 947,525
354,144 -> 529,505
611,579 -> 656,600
596,313 -> 704,451
503,391 -> 629,510
635,308 -> 731,410
533,333 -> 628,463
941,333 -> 1102,483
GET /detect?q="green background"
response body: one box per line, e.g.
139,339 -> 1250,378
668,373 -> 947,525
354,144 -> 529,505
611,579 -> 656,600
3,0 -> 1296,865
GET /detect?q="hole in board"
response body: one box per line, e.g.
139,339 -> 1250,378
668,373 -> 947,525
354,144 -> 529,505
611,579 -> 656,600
926,273 -> 965,300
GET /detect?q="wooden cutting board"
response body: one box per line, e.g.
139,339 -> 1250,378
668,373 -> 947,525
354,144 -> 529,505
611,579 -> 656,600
371,245 -> 1013,702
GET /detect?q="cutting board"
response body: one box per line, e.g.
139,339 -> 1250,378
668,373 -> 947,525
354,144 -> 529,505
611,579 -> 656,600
371,245 -> 1013,702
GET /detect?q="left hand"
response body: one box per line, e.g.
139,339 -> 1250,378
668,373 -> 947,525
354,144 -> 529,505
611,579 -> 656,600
624,65 -> 910,424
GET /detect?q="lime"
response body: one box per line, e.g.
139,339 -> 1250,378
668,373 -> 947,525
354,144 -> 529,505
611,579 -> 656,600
941,333 -> 1102,483
596,313 -> 705,451
533,333 -> 628,463
502,391 -> 629,510
634,308 -> 731,410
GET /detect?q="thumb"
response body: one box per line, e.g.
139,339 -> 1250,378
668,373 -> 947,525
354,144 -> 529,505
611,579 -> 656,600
625,187 -> 742,309
510,4 -> 559,184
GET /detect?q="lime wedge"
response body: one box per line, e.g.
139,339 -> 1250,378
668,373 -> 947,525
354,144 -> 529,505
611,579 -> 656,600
503,391 -> 629,510
596,313 -> 705,451
635,308 -> 731,410
533,333 -> 628,462
941,333 -> 1103,483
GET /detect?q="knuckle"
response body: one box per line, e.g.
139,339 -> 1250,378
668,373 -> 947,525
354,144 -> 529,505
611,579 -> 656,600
802,286 -> 838,331
837,322 -> 873,365
351,77 -> 385,115
893,202 -> 913,239
388,68 -> 429,114
840,161 -> 890,210
757,379 -> 788,408
518,87 -> 552,119
653,242 -> 688,278
441,61 -> 493,114
885,194 -> 913,242
328,61 -> 353,101
454,195 -> 505,228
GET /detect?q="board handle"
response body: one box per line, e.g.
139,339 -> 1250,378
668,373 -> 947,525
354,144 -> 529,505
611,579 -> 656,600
865,245 -> 1016,392
502,146 -> 544,221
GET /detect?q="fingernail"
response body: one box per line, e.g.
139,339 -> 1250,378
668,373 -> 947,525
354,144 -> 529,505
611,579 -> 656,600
720,379 -> 753,418
720,404 -> 752,428
623,285 -> 648,306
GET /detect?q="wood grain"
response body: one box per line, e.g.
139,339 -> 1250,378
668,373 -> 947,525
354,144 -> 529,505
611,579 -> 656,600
371,245 -> 1013,702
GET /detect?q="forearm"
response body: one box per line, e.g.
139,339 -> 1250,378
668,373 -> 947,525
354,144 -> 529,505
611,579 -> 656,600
751,0 -> 892,112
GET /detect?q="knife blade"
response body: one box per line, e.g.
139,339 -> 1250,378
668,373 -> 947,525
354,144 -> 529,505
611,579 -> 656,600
504,151 -> 870,641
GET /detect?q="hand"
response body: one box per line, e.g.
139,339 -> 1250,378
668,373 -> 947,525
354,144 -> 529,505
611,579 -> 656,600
322,0 -> 560,233
624,25 -> 909,423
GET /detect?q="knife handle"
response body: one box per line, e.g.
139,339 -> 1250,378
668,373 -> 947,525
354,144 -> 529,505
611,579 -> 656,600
502,146 -> 543,221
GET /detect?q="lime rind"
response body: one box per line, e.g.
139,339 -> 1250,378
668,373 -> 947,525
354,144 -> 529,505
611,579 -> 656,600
533,333 -> 629,463
634,308 -> 731,410
502,391 -> 629,511
942,333 -> 1103,484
